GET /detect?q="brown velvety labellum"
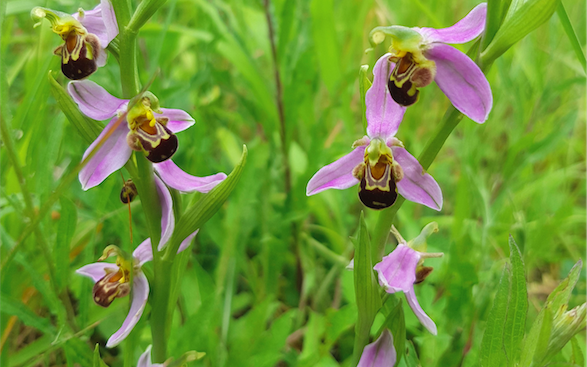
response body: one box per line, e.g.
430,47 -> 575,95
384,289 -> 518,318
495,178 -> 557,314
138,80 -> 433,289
145,133 -> 178,163
358,176 -> 398,210
388,79 -> 419,106
61,41 -> 97,80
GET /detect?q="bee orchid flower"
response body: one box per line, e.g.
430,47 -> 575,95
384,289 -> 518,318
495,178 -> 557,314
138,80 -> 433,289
373,223 -> 443,335
76,233 -> 196,348
31,0 -> 118,80
369,3 -> 492,123
68,79 -> 227,192
306,54 -> 442,210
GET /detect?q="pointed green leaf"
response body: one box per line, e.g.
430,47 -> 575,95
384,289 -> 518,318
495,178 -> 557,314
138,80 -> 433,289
482,0 -> 513,49
48,71 -> 102,144
165,145 -> 248,258
482,0 -> 560,63
479,266 -> 510,367
93,344 -> 109,367
54,197 -> 77,292
503,236 -> 528,366
570,336 -> 585,367
519,307 -> 553,367
556,3 -> 587,72
359,64 -> 371,131
384,298 -> 405,367
351,212 -> 382,365
545,260 -> 582,310
403,341 -> 421,367
533,307 -> 553,365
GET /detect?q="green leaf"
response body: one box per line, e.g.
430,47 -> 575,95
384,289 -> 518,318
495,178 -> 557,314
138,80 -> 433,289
482,0 -> 560,63
351,212 -> 382,365
403,341 -> 421,367
165,145 -> 248,258
0,293 -> 55,336
546,260 -> 582,310
519,307 -> 553,367
533,307 -> 554,365
482,0 -> 513,50
384,298 -> 406,367
54,197 -> 77,292
503,236 -> 528,366
479,266 -> 510,367
359,64 -> 371,132
556,2 -> 587,72
570,336 -> 585,367
48,71 -> 102,144
93,344 -> 109,367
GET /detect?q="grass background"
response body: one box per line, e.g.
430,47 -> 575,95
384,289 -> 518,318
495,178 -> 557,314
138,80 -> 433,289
1,0 -> 585,365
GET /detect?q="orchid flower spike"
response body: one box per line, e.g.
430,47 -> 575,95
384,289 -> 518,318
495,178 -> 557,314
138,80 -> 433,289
357,329 -> 396,367
31,0 -> 118,80
67,79 -> 227,191
373,223 -> 443,335
368,3 -> 492,123
306,55 -> 442,210
76,233 -> 197,347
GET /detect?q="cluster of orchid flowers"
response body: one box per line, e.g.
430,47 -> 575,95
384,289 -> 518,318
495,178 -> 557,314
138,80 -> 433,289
33,0 -> 492,364
32,0 -> 227,362
306,3 -> 492,365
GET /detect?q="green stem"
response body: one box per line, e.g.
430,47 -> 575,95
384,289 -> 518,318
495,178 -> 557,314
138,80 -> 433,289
113,0 -> 170,361
372,106 -> 463,258
112,0 -> 140,97
130,154 -> 167,361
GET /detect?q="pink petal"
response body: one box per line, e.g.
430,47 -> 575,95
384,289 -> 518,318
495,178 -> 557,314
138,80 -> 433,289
154,160 -> 227,193
159,108 -> 195,133
155,176 -> 174,250
306,145 -> 366,196
76,262 -> 119,282
177,230 -> 199,253
393,147 -> 443,210
137,345 -> 164,367
95,46 -> 107,68
425,43 -> 492,123
72,2 -> 116,47
106,273 -> 149,348
418,3 -> 487,44
405,287 -> 437,335
79,117 -> 132,190
357,329 -> 396,367
137,345 -> 152,367
133,238 -> 153,266
68,80 -> 127,121
366,54 -> 406,139
99,0 -> 118,45
373,244 -> 420,293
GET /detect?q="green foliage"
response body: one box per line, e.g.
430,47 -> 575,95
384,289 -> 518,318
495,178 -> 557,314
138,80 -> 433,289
1,0 -> 585,366
479,236 -> 528,367
351,212 -> 382,365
